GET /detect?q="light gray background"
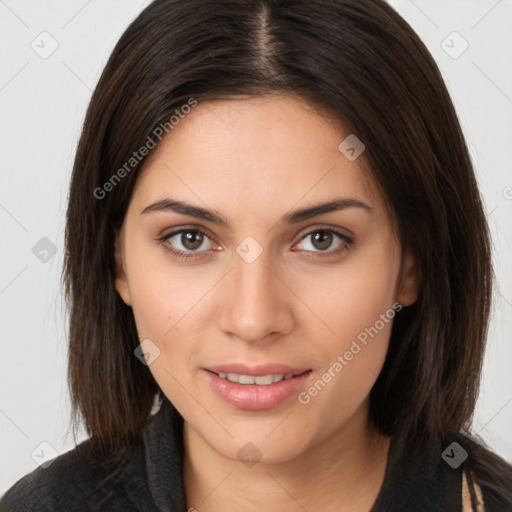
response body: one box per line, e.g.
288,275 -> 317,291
1,0 -> 511,494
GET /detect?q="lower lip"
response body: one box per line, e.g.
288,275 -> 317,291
203,370 -> 312,410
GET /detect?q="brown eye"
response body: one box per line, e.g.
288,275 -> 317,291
161,228 -> 215,256
310,231 -> 334,251
294,228 -> 352,255
181,231 -> 204,250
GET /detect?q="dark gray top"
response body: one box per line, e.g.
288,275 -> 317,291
0,396 -> 469,511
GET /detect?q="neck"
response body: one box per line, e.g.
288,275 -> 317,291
183,400 -> 391,512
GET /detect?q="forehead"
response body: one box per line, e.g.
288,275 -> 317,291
131,95 -> 382,219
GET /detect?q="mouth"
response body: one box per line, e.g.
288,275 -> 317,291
202,365 -> 312,410
206,370 -> 308,385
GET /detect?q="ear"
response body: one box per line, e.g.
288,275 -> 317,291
396,249 -> 421,307
114,229 -> 132,306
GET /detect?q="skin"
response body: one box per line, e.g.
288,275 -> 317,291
114,94 -> 420,511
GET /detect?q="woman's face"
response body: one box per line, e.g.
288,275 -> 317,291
115,94 -> 419,463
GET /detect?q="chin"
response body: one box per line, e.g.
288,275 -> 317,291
204,427 -> 311,466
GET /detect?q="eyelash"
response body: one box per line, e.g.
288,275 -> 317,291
157,227 -> 354,261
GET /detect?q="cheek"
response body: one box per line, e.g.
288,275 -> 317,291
292,242 -> 400,407
123,235 -> 200,338
297,295 -> 396,432
127,268 -> 174,341
123,246 -> 205,409
295,246 -> 400,344
123,238 -> 217,388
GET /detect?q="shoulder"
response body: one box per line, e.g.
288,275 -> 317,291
0,436 -> 150,512
448,431 -> 512,512
377,428 -> 511,510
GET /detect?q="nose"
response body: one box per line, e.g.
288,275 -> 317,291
217,248 -> 294,344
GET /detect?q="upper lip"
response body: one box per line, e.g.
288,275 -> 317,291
204,363 -> 311,377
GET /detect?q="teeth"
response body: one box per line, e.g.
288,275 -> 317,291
239,374 -> 255,384
255,375 -> 274,385
216,372 -> 295,385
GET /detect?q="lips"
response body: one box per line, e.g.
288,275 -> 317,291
203,363 -> 312,410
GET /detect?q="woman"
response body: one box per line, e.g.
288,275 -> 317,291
1,0 -> 511,510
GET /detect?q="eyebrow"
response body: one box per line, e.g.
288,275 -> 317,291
140,196 -> 373,228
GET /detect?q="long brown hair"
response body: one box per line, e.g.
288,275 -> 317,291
63,0 -> 512,506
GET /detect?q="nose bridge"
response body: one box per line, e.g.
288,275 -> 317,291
219,242 -> 289,341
